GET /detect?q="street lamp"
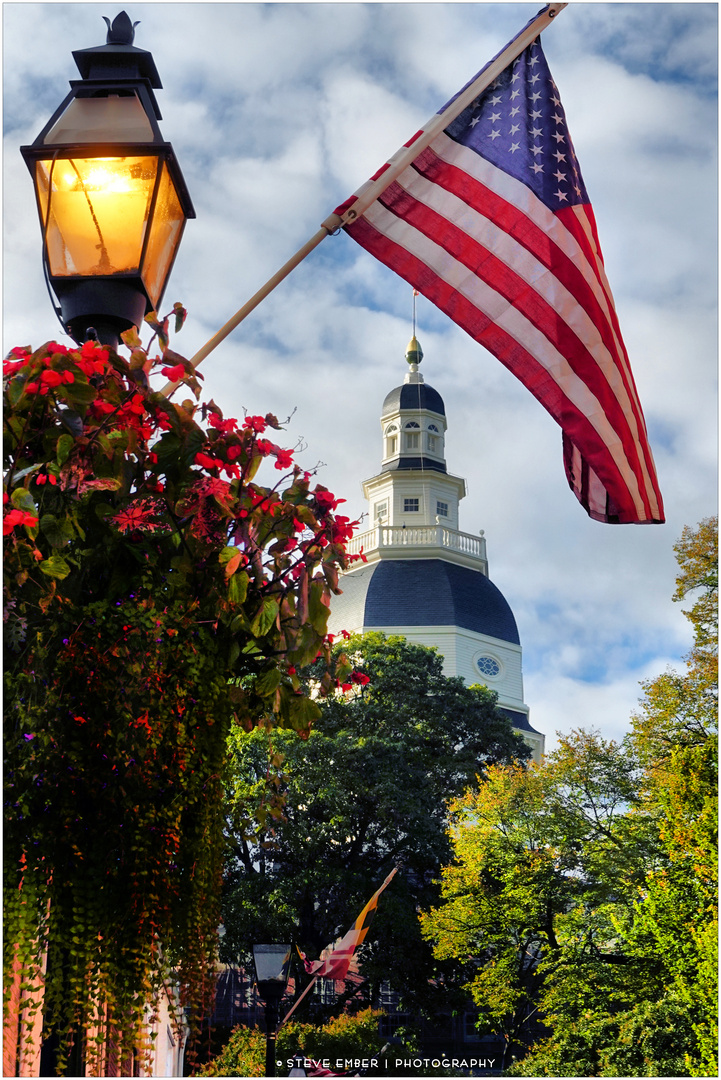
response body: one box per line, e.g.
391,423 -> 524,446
252,943 -> 292,1078
20,10 -> 195,348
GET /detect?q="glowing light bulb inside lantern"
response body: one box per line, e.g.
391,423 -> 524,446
40,155 -> 158,275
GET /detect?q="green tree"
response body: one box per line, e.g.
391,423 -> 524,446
221,633 -> 529,1021
3,323 -> 356,1071
420,731 -> 654,1070
422,519 -> 717,1077
624,516 -> 718,1076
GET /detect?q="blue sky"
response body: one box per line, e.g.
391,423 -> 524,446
3,2 -> 718,750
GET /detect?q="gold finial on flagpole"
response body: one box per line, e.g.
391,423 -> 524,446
407,290 -> 423,366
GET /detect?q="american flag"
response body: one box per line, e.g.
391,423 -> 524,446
334,31 -> 664,525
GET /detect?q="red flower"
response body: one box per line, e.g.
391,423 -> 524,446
194,451 -> 217,471
122,394 -> 145,416
111,505 -> 160,533
273,448 -> 294,471
243,415 -> 266,434
3,355 -> 29,376
161,363 -> 186,381
209,413 -> 238,434
48,342 -> 70,357
314,489 -> 344,512
3,509 -> 39,536
80,340 -> 109,364
351,671 -> 370,686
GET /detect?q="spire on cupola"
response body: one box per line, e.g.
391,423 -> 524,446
405,334 -> 423,369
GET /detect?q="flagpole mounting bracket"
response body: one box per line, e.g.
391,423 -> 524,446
321,212 -> 344,236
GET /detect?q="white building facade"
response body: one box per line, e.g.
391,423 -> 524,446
329,337 -> 544,761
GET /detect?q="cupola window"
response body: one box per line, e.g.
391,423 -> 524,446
427,423 -> 441,454
404,421 -> 420,451
436,501 -> 449,518
403,498 -> 419,513
375,500 -> 388,522
384,424 -> 398,458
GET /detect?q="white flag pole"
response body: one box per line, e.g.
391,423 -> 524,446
160,2 -> 567,396
160,226 -> 331,395
277,969 -> 321,1031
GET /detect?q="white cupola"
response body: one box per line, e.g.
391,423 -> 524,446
366,336 -> 468,535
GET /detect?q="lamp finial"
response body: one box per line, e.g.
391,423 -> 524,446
103,11 -> 140,45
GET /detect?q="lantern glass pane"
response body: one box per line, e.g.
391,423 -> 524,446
141,161 -> 185,308
252,945 -> 291,985
43,95 -> 155,144
37,156 -> 158,278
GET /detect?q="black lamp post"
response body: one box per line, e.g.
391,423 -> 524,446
20,10 -> 194,348
252,943 -> 292,1078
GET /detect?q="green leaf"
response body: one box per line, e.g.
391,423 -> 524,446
11,488 -> 37,515
282,690 -> 321,731
121,326 -> 143,349
219,546 -> 239,566
6,375 -> 30,408
56,409 -> 83,438
40,513 -> 74,550
62,380 -> 97,412
308,578 -> 331,635
173,303 -> 187,334
228,570 -> 249,605
250,596 -> 280,638
255,668 -> 282,697
10,464 -> 42,483
39,554 -> 72,579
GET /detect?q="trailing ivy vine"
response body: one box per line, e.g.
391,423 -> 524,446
3,310 -> 359,1073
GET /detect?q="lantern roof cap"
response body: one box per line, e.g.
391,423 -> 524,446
72,12 -> 161,88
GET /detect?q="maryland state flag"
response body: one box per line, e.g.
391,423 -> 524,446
302,868 -> 398,982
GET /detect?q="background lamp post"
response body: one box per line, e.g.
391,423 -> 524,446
20,10 -> 195,348
252,943 -> 292,1078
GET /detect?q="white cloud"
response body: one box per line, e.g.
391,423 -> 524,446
3,3 -> 716,750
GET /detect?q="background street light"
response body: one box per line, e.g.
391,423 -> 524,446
20,10 -> 194,348
252,943 -> 292,1078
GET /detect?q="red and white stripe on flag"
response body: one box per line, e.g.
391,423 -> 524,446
305,868 -> 397,982
335,36 -> 664,525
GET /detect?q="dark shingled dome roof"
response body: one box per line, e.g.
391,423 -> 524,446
382,382 -> 445,417
329,559 -> 520,644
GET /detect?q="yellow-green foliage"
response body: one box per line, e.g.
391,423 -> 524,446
198,1009 -> 385,1077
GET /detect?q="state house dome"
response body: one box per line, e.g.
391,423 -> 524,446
333,559 -> 520,645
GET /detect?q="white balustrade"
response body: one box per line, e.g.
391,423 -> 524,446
345,524 -> 487,564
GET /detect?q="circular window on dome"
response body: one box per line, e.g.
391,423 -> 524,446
476,655 -> 501,679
